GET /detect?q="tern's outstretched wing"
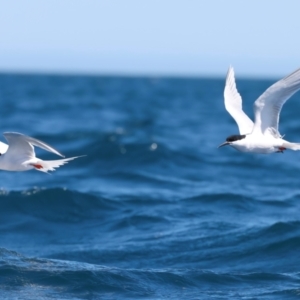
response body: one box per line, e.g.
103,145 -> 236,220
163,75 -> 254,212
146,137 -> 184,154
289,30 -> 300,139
224,66 -> 254,135
3,132 -> 64,159
252,67 -> 300,137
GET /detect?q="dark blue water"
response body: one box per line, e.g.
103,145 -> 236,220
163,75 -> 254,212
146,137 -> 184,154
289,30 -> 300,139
0,73 -> 300,299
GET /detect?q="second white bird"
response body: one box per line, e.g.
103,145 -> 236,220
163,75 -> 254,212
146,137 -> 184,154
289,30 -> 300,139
0,132 -> 80,172
219,66 -> 300,154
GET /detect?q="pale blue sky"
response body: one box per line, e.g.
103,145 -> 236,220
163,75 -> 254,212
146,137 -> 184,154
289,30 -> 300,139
0,0 -> 299,77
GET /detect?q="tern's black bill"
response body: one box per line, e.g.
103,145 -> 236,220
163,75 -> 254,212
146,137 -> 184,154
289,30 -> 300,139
218,142 -> 230,148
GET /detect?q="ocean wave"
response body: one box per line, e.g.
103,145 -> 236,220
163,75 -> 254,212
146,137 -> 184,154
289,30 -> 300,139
1,248 -> 299,299
1,188 -> 300,270
0,188 -> 118,224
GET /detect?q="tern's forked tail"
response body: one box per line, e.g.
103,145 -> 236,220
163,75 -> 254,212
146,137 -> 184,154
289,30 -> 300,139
30,156 -> 83,173
282,142 -> 300,151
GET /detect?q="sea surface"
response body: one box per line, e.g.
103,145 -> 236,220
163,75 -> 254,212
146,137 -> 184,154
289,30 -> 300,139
0,72 -> 300,299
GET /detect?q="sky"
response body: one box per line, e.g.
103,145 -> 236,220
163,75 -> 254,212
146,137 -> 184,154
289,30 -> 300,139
0,0 -> 300,77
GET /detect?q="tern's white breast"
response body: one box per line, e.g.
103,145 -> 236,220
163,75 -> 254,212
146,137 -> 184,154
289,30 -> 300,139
231,135 -> 283,154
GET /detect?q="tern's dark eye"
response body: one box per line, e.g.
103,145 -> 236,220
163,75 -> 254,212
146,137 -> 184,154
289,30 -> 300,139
226,134 -> 246,142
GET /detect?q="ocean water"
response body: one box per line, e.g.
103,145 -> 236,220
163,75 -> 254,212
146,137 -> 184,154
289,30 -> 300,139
0,73 -> 300,299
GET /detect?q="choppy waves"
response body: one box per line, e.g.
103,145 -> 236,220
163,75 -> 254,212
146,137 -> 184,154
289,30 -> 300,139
1,187 -> 300,298
1,74 -> 300,298
1,247 -> 300,299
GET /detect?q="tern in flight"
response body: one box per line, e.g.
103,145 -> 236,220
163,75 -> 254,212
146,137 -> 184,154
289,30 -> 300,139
219,66 -> 300,154
0,132 -> 80,172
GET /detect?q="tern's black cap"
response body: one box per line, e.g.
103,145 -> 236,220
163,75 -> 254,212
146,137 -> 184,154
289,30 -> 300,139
226,134 -> 246,142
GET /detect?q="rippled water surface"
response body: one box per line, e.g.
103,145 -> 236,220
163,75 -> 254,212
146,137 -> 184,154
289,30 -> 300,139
0,73 -> 300,299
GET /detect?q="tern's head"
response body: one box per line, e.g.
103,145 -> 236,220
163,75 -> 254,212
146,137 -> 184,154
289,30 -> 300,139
218,134 -> 246,148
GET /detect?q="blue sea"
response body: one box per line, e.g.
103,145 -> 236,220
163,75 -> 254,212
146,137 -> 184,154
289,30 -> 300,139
0,72 -> 300,299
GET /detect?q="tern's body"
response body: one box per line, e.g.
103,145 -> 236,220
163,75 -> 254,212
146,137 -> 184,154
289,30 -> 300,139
0,132 -> 80,172
228,134 -> 286,154
219,66 -> 300,154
